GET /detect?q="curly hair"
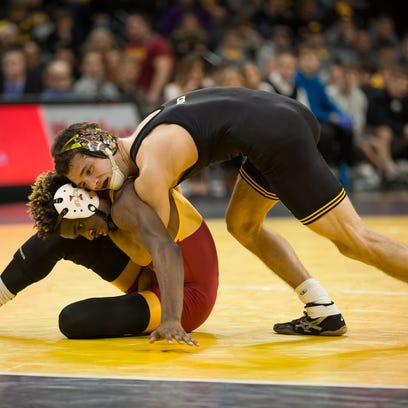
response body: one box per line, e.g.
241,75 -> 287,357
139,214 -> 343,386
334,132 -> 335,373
28,171 -> 70,239
52,122 -> 118,176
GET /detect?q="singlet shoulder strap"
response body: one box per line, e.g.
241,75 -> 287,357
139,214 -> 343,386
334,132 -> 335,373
130,108 -> 164,162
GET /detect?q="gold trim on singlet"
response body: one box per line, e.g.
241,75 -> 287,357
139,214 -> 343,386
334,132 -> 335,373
239,167 -> 279,200
110,261 -> 142,292
170,189 -> 203,242
299,188 -> 347,225
140,290 -> 162,333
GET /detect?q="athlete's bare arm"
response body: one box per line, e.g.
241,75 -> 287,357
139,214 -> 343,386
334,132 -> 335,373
124,125 -> 200,344
111,181 -> 198,345
133,124 -> 198,227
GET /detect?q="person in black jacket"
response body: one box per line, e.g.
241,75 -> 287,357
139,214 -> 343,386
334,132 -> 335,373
362,64 -> 408,188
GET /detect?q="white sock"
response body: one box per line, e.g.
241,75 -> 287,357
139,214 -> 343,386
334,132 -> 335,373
295,278 -> 340,318
0,277 -> 15,306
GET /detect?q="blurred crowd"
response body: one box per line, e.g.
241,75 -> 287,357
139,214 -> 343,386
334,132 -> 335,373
1,0 -> 408,196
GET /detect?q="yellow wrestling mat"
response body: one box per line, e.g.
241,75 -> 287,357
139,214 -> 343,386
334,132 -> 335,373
1,218 -> 407,387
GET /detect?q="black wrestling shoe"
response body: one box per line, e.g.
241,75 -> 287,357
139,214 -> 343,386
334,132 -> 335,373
273,312 -> 347,336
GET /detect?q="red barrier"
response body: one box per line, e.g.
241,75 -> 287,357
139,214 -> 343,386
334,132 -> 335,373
0,102 -> 141,187
0,105 -> 53,186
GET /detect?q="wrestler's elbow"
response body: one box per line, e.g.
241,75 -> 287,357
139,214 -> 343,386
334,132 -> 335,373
154,240 -> 183,266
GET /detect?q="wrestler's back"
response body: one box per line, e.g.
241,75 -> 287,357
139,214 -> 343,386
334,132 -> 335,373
131,87 -> 318,181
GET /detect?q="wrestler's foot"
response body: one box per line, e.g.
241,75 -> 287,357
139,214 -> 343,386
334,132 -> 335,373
273,312 -> 347,336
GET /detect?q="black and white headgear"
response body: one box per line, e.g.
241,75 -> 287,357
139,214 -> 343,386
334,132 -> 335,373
53,183 -> 99,220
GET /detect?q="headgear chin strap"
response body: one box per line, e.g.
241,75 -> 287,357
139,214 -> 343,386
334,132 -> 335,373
53,183 -> 99,219
104,149 -> 126,190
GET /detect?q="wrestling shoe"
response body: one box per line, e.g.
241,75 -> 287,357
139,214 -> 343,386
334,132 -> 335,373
273,306 -> 347,336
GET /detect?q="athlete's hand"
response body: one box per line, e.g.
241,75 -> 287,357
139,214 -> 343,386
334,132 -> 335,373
149,322 -> 199,346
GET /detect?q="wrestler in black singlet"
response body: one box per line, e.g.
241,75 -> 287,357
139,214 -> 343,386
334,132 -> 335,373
130,87 -> 346,224
1,234 -> 151,338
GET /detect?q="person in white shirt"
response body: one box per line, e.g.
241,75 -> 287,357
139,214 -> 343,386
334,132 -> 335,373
267,50 -> 309,108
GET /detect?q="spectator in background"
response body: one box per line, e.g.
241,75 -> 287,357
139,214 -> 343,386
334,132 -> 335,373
253,0 -> 293,39
73,50 -> 120,101
292,0 -> 326,39
368,59 -> 396,91
217,65 -> 245,87
377,38 -> 401,69
114,53 -> 147,114
327,62 -> 368,142
241,61 -> 272,92
295,44 -> 354,173
0,46 -> 42,99
267,49 -> 309,108
363,64 -> 408,188
0,22 -> 21,53
122,12 -> 174,109
214,27 -> 249,68
53,45 -> 79,78
299,22 -> 332,79
200,59 -> 225,88
169,12 -> 208,60
351,28 -> 377,70
233,19 -> 264,61
43,7 -> 80,56
325,16 -> 358,64
326,62 -> 374,190
40,59 -> 78,101
23,40 -> 46,80
3,0 -> 52,46
325,59 -> 344,88
81,26 -> 121,83
255,24 -> 294,78
202,1 -> 228,52
104,47 -> 122,83
358,62 -> 380,99
163,53 -> 206,101
82,26 -> 118,55
159,0 -> 212,37
370,14 -> 401,53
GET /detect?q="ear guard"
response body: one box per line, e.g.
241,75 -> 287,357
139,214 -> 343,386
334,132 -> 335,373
53,183 -> 99,219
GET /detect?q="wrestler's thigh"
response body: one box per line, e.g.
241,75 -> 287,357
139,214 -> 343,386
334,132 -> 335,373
226,175 -> 279,225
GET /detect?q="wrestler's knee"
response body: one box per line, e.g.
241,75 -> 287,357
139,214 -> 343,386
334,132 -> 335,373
330,226 -> 376,262
331,239 -> 359,259
58,303 -> 84,339
226,214 -> 259,246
